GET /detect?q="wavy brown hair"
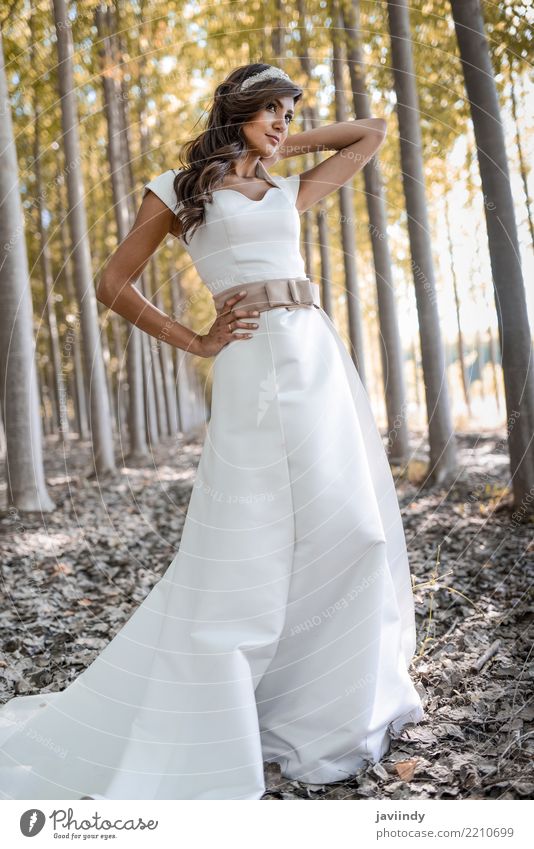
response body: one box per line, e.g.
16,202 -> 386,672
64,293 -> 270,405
171,63 -> 303,245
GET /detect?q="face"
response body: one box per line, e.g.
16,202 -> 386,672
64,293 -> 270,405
241,95 -> 295,157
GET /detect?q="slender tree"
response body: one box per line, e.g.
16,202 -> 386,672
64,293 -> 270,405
151,262 -> 179,436
33,103 -> 68,437
143,264 -> 170,436
0,30 -> 55,511
56,183 -> 90,440
95,4 -> 148,459
169,265 -> 206,435
300,107 -> 316,276
444,191 -> 471,418
330,2 -> 367,382
339,0 -> 410,462
508,52 -> 534,252
450,0 -> 534,506
387,0 -> 457,484
297,2 -> 334,319
102,12 -> 142,441
52,0 -> 115,473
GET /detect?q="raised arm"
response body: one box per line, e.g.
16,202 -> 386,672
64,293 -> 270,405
263,118 -> 387,213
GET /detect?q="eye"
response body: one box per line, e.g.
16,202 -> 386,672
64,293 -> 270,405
266,102 -> 293,124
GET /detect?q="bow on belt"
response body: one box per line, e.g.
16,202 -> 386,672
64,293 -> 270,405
212,277 -> 322,315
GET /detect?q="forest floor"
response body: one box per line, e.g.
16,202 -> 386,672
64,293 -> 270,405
0,429 -> 532,801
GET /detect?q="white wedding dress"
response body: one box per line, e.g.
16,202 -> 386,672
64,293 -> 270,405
0,160 -> 424,800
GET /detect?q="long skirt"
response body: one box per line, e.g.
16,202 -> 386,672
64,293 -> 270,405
0,303 -> 424,800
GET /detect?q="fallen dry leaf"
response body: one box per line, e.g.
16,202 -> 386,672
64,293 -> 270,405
395,759 -> 418,781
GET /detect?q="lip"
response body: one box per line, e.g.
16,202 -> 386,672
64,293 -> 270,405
266,134 -> 280,144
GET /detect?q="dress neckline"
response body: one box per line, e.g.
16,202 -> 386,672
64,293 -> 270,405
211,159 -> 281,203
212,185 -> 280,204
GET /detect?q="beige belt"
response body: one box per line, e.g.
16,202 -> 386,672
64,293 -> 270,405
212,276 -> 322,316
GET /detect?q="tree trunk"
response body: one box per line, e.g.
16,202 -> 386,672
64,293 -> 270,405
45,360 -> 58,436
467,142 -> 502,417
52,0 -> 115,474
300,108 -> 315,275
140,320 -> 160,445
444,192 -> 471,418
98,306 -> 118,434
508,52 -> 534,252
330,2 -> 367,383
39,362 -> 52,437
340,0 -> 410,463
450,0 -> 534,506
109,307 -> 128,438
488,328 -> 501,415
474,329 -> 484,401
144,262 -> 170,436
92,207 -> 127,439
112,4 -> 137,224
0,31 -> 55,511
95,5 -> 148,459
316,195 -> 334,317
134,15 -> 164,446
152,270 -> 179,436
57,192 -> 90,440
270,0 -> 285,58
67,369 -> 78,435
296,6 -> 334,317
0,408 -> 5,458
32,82 -> 68,439
99,28 -> 137,444
410,336 -> 421,414
304,114 -> 333,317
387,0 -> 457,484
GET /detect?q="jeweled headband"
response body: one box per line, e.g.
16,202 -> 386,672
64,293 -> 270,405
237,66 -> 297,92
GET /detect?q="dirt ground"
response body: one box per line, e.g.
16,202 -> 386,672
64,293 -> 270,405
0,429 -> 532,800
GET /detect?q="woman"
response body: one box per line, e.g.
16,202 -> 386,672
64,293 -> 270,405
0,63 -> 424,800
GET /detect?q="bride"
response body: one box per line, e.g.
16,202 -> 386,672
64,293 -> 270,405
0,63 -> 424,800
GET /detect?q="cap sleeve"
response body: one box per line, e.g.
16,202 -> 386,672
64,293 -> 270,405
143,169 -> 183,214
280,172 -> 300,206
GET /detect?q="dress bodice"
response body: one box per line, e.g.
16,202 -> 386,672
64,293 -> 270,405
143,160 -> 306,294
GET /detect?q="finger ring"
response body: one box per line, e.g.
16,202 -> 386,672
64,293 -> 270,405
227,321 -> 232,332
